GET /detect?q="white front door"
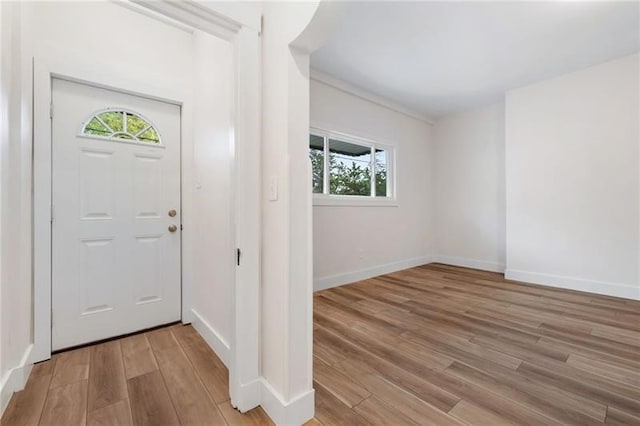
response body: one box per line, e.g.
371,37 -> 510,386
51,78 -> 181,351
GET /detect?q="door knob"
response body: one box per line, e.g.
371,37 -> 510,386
168,224 -> 178,233
168,209 -> 177,217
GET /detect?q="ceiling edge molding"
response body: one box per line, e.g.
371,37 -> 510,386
310,69 -> 435,125
131,0 -> 245,40
111,0 -> 195,34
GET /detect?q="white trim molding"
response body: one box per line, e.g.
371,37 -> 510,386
0,344 -> 33,416
505,269 -> 640,301
310,69 -> 434,125
433,255 -> 505,273
132,0 -> 242,40
314,256 -> 432,291
312,195 -> 398,207
260,380 -> 315,426
190,309 -> 231,367
231,378 -> 261,415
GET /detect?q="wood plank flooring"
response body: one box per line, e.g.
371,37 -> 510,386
313,263 -> 640,425
3,263 -> 639,425
1,324 -> 273,426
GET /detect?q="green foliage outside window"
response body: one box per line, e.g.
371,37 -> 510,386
310,148 -> 324,194
309,147 -> 388,197
83,110 -> 160,143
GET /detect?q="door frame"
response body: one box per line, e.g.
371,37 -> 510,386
31,2 -> 262,413
34,54 -> 190,359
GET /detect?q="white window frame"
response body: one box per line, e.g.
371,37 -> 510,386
79,107 -> 164,146
310,127 -> 397,207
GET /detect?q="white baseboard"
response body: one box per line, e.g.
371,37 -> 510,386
505,269 -> 639,301
0,344 -> 33,416
260,379 -> 315,426
190,309 -> 231,367
231,378 -> 261,414
314,256 -> 432,291
433,255 -> 505,273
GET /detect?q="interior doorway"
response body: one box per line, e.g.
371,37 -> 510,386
28,0 -> 262,413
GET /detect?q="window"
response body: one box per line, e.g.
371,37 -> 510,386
309,134 -> 324,194
309,128 -> 394,203
81,109 -> 162,144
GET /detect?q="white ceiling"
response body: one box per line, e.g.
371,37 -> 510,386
311,1 -> 640,120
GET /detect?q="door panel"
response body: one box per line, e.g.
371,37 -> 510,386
51,78 -> 181,350
133,153 -> 163,218
79,237 -> 116,315
79,148 -> 115,219
133,235 -> 164,304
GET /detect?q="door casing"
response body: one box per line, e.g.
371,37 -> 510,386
35,59 -> 190,359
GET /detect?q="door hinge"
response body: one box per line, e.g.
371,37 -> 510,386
236,248 -> 241,266
49,102 -> 54,119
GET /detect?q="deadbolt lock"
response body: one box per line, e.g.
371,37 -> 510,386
168,209 -> 177,217
168,224 -> 178,233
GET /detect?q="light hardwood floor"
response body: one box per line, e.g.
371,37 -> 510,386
3,263 -> 640,425
1,324 -> 274,426
313,263 -> 640,425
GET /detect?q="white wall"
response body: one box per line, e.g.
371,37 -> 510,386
0,1 -> 34,413
433,102 -> 506,272
28,2 -> 193,86
310,79 -> 433,290
505,54 -> 639,299
189,31 -> 235,366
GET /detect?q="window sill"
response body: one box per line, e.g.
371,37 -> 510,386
312,195 -> 398,207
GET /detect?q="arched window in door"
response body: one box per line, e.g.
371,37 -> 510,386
81,109 -> 162,144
